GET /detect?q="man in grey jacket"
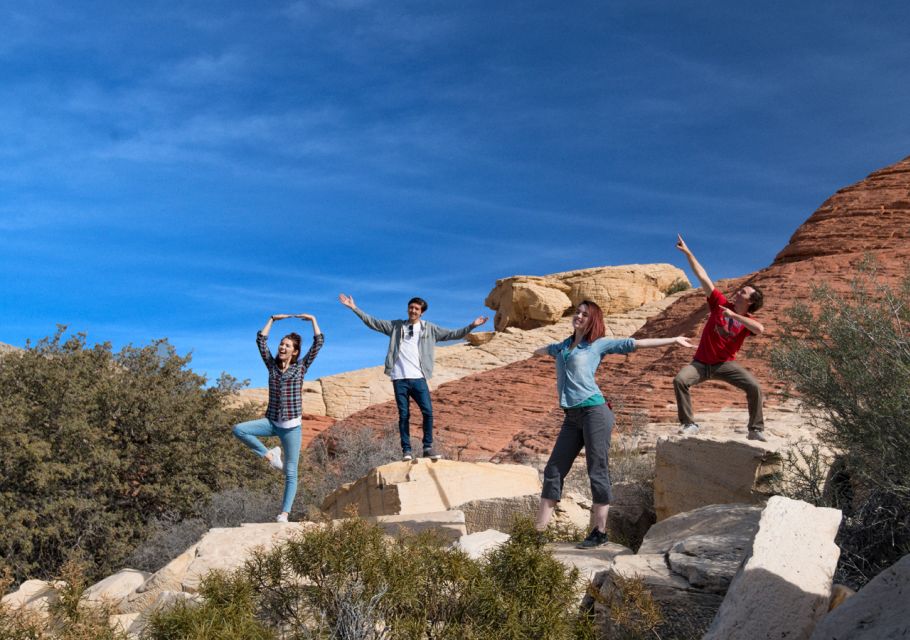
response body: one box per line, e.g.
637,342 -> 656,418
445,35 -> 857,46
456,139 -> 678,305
339,293 -> 488,461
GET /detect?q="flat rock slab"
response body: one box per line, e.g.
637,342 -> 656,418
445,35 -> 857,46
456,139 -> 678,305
704,496 -> 842,640
809,553 -> 910,640
181,522 -> 315,592
550,541 -> 633,584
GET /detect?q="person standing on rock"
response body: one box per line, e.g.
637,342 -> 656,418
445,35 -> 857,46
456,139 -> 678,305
673,234 -> 767,441
534,300 -> 693,548
338,293 -> 488,461
232,313 -> 324,523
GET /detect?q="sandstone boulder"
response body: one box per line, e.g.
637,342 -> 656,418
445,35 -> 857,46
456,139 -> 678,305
809,554 -> 910,640
704,496 -> 842,640
485,264 -> 687,331
365,510 -> 466,542
321,459 -> 541,518
591,503 -> 762,639
122,544 -> 198,613
83,569 -> 150,607
654,435 -> 781,521
1,579 -> 64,614
459,492 -> 590,535
179,522 -> 315,593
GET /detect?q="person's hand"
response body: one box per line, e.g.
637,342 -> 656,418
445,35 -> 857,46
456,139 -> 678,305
338,293 -> 356,309
296,313 -> 316,322
720,307 -> 735,319
676,234 -> 690,254
675,336 -> 695,348
271,314 -> 293,321
471,315 -> 489,328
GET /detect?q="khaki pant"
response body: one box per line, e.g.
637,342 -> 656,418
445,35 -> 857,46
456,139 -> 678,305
673,360 -> 764,431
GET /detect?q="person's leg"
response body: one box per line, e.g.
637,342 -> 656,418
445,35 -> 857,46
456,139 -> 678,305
392,380 -> 412,454
674,361 -> 708,426
538,411 -> 584,531
582,404 -> 615,531
232,418 -> 274,457
535,498 -> 558,532
713,361 -> 765,431
276,426 -> 302,516
409,378 -> 434,451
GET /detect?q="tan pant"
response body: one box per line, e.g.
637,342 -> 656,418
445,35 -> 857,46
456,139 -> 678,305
674,360 -> 764,431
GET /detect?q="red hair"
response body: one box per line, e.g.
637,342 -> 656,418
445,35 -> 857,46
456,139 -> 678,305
579,300 -> 606,342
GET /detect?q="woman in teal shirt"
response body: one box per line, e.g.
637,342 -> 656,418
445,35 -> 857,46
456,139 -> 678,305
533,300 -> 693,548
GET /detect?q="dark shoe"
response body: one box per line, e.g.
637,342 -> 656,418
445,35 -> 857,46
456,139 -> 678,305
576,528 -> 609,549
402,451 -> 413,461
423,446 -> 442,461
747,429 -> 768,442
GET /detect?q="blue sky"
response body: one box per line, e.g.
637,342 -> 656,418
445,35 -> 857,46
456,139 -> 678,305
2,1 -> 908,387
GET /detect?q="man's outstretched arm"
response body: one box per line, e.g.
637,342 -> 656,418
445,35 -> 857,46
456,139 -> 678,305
676,234 -> 714,296
338,293 -> 395,336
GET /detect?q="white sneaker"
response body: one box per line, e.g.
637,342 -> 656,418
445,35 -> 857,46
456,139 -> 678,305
678,423 -> 700,436
266,446 -> 283,470
747,429 -> 768,442
276,513 -> 289,523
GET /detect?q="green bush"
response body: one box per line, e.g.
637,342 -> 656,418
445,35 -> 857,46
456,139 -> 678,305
0,328 -> 268,584
771,266 -> 910,586
146,517 -> 595,640
662,278 -> 691,296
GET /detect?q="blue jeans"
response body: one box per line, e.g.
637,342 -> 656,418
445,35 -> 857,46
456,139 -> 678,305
232,418 -> 302,513
392,378 -> 433,453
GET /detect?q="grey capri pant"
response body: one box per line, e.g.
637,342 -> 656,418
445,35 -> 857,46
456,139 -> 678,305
541,403 -> 614,504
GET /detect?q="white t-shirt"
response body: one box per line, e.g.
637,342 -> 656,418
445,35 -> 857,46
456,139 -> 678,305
391,321 -> 424,380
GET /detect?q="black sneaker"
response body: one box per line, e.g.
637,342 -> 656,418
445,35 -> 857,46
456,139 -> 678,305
576,528 -> 609,549
423,446 -> 442,461
402,451 -> 413,461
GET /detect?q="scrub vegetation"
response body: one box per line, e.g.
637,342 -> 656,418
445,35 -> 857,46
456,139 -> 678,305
771,265 -> 910,587
0,328 -> 269,585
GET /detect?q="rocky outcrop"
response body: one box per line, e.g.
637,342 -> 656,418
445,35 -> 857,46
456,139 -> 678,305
320,458 -> 541,518
809,553 -> 910,640
653,435 -> 782,521
485,264 -> 687,331
590,503 -> 762,639
704,496 -> 842,640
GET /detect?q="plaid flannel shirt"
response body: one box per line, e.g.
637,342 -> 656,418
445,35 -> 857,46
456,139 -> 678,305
257,331 -> 324,422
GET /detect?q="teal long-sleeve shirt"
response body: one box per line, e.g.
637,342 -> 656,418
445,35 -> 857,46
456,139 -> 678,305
546,337 -> 636,408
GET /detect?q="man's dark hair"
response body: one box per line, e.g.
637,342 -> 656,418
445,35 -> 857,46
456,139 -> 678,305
748,285 -> 764,313
408,297 -> 428,312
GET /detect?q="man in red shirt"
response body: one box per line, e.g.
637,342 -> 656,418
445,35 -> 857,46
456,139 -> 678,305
673,235 -> 767,441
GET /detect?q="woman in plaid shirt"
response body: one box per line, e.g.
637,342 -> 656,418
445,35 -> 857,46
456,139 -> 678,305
232,313 -> 324,523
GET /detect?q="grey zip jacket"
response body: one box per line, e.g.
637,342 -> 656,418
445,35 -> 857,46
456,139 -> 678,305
351,307 -> 477,379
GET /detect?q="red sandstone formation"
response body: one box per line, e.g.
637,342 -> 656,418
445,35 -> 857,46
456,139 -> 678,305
336,156 -> 910,461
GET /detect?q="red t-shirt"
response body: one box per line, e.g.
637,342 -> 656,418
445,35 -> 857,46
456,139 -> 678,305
693,289 -> 754,364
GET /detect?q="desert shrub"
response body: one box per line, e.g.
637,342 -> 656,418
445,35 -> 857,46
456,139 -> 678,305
0,328 -> 267,584
662,278 -> 691,296
591,573 -> 663,640
143,570 -> 272,640
148,517 -> 594,640
771,266 -> 910,587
